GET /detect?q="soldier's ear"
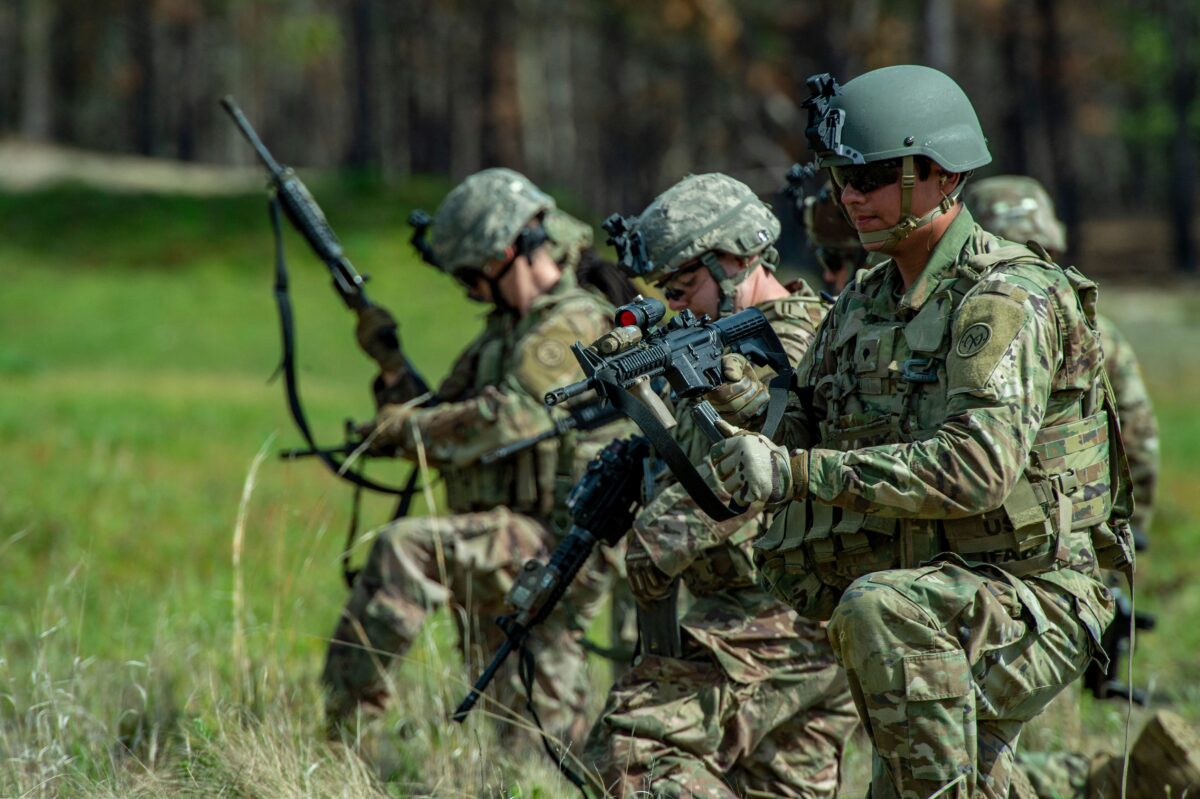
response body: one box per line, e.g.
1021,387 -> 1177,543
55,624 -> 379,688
937,169 -> 963,194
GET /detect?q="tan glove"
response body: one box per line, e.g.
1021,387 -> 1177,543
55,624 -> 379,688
710,419 -> 806,506
704,353 -> 769,426
625,535 -> 675,604
355,305 -> 409,374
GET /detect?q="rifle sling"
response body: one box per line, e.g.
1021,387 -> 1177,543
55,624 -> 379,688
600,374 -> 743,522
269,195 -> 422,498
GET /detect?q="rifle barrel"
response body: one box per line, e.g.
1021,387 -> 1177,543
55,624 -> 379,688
220,96 -> 284,176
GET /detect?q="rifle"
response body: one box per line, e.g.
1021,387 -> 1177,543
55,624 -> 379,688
479,400 -> 625,466
453,435 -> 649,723
546,295 -> 793,522
454,436 -> 649,796
220,95 -> 429,498
1085,586 -> 1156,704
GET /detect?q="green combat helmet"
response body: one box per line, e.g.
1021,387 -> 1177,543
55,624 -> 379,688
964,175 -> 1067,256
602,172 -> 781,314
802,65 -> 992,252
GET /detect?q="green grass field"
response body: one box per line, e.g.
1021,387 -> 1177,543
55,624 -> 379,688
1,181 -> 1198,797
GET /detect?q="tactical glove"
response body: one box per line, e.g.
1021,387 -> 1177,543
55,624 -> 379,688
363,402 -> 421,451
625,535 -> 675,603
710,420 -> 807,506
355,305 -> 410,375
704,353 -> 769,427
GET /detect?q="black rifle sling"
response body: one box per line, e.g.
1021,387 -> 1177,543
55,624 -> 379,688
760,369 -> 794,442
269,195 -> 422,498
516,644 -> 592,798
600,374 -> 741,522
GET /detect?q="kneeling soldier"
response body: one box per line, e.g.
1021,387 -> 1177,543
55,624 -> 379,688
584,173 -> 859,798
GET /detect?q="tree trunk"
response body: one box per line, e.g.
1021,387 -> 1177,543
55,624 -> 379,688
19,0 -> 53,140
1169,0 -> 1198,273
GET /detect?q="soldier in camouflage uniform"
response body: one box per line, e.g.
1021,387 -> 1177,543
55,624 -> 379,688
322,168 -> 624,748
582,173 -> 859,798
965,175 -> 1174,799
709,66 -> 1132,798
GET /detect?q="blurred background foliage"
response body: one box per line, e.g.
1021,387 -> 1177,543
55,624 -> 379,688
2,0 -> 1198,274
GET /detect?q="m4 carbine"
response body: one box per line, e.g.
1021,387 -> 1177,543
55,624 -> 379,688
546,295 -> 793,522
453,435 -> 649,723
221,96 -> 426,386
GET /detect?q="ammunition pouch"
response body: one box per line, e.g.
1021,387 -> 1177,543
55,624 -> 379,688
683,542 -> 758,596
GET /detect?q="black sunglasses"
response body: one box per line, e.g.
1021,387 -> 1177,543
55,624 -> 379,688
830,158 -> 903,195
657,262 -> 705,301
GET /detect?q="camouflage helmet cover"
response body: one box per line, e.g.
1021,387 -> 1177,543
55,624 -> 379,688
805,65 -> 992,172
964,175 -> 1067,254
429,168 -> 555,272
606,172 -> 781,284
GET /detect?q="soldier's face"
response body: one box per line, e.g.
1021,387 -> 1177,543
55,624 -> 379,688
660,263 -> 719,317
839,163 -> 955,251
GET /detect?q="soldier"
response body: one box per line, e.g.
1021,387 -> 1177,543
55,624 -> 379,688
583,173 -> 859,798
322,168 -> 627,749
965,175 -> 1159,540
709,66 -> 1132,798
965,175 -> 1173,799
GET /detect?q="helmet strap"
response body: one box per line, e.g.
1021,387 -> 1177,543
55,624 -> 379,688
702,252 -> 760,316
486,225 -> 549,313
857,156 -> 965,253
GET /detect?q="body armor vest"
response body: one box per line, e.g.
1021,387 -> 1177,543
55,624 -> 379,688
436,278 -> 607,527
758,241 -> 1132,594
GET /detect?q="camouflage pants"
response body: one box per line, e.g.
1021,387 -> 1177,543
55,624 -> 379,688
827,562 -> 1110,799
321,507 -> 606,748
583,602 -> 858,798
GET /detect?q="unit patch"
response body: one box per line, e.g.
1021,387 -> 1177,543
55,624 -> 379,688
955,323 -> 992,358
533,340 -> 568,368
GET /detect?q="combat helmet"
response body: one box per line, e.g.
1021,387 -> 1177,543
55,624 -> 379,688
964,175 -> 1067,255
603,173 -> 781,314
802,65 -> 991,252
408,167 -> 554,277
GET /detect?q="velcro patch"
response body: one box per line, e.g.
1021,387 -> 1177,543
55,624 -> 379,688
955,322 -> 992,357
947,294 -> 1029,392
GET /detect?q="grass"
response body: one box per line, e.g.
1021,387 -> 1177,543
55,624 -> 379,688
1,181 -> 1199,796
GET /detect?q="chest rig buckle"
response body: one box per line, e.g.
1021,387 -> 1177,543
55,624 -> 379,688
900,356 -> 939,383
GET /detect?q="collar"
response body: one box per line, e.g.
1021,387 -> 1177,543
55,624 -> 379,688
896,205 -> 976,313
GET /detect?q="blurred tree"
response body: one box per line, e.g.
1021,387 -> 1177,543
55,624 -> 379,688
18,0 -> 54,140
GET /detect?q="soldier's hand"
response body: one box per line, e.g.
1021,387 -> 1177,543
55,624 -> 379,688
626,536 -> 674,603
704,353 -> 769,426
364,402 -> 420,450
709,420 -> 805,506
355,305 -> 409,374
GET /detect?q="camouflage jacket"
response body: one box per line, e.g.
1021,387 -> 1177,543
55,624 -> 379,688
375,270 -> 620,522
760,208 -> 1123,635
629,282 -> 828,682
1096,314 -> 1158,534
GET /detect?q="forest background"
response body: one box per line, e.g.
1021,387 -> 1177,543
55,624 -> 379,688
2,1 -> 1199,796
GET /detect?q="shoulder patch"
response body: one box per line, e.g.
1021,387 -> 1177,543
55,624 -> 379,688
533,339 -> 568,368
946,293 -> 1030,392
955,322 -> 992,358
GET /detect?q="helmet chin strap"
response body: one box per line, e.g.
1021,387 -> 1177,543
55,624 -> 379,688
701,252 -> 761,316
856,155 -> 965,254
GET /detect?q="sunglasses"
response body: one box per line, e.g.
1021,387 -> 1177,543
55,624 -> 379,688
657,262 -> 705,301
830,158 -> 903,195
